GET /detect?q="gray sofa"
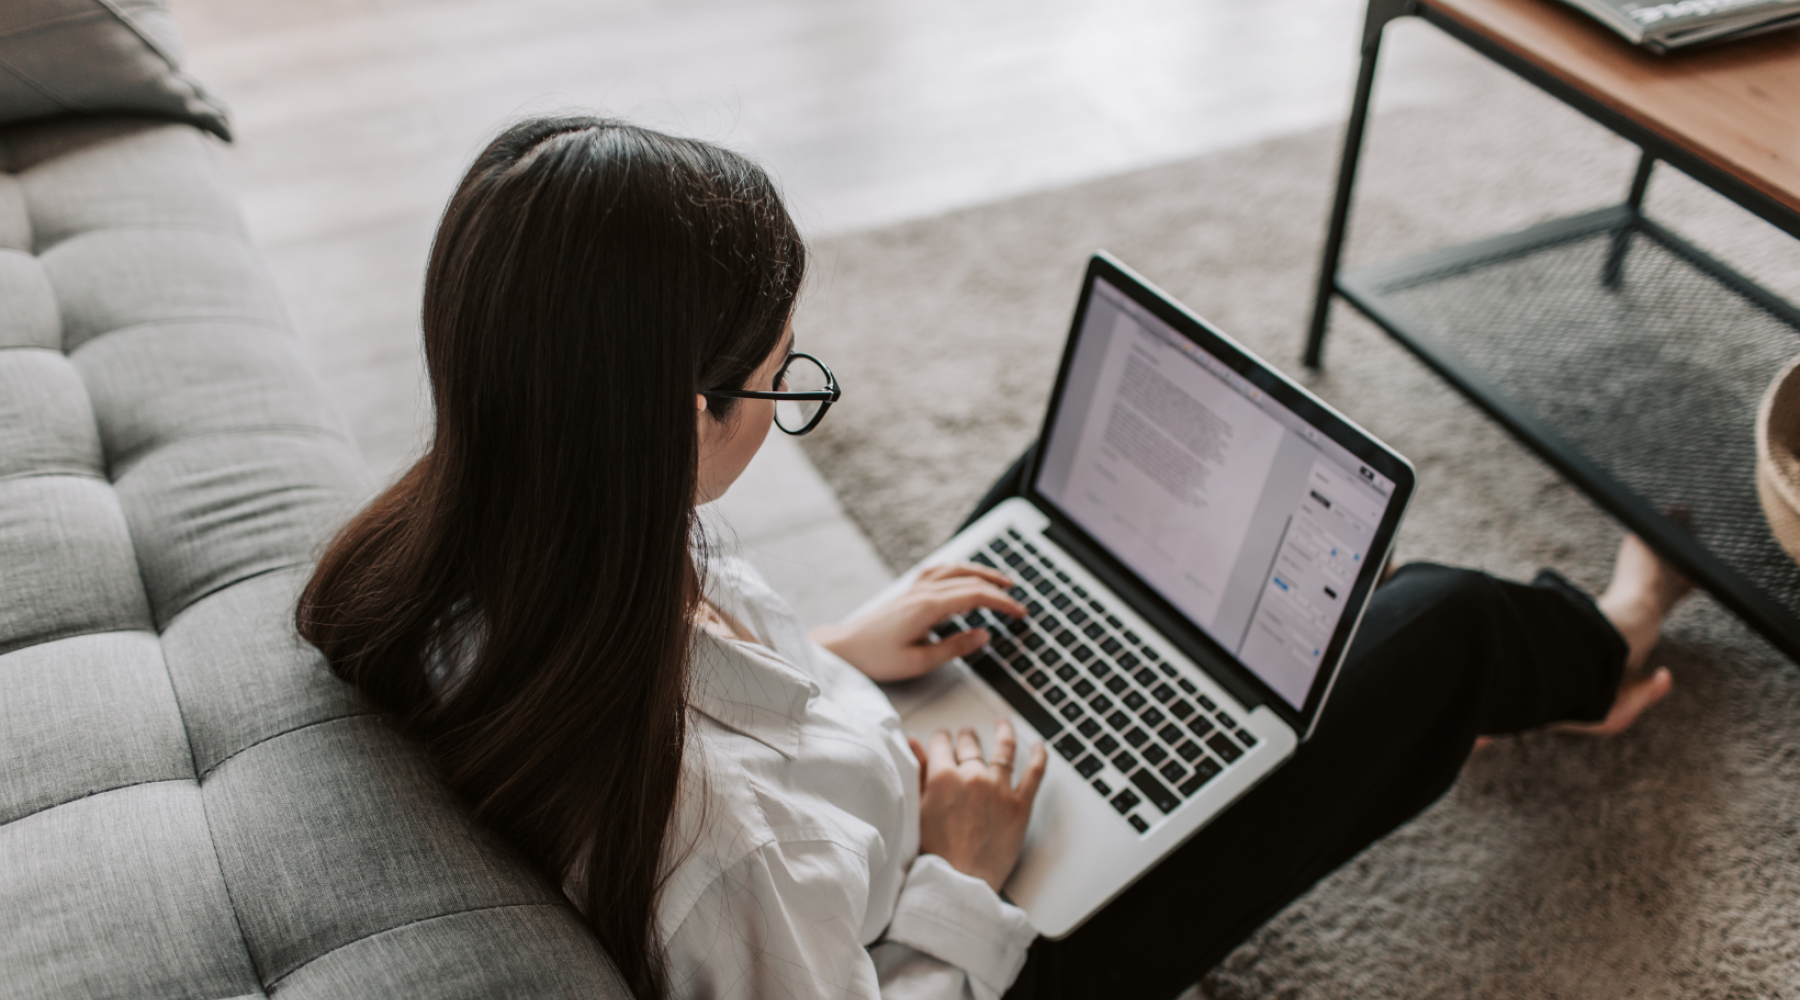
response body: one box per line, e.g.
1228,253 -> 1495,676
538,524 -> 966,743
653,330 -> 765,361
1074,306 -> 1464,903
0,4 -> 627,996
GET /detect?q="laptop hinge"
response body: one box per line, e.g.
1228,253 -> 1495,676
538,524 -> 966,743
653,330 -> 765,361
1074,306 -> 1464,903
1043,521 -> 1265,714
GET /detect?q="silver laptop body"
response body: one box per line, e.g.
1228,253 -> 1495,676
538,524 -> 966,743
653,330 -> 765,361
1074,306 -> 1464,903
859,253 -> 1415,938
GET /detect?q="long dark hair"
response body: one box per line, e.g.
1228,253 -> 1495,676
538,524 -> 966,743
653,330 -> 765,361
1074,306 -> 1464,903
297,116 -> 805,999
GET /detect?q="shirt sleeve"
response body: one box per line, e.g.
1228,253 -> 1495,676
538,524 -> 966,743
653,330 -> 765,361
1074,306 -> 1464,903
875,854 -> 1037,1000
666,843 -> 1035,1000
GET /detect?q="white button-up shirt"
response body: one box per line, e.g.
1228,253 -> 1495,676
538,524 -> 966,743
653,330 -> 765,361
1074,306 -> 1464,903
642,556 -> 1037,1000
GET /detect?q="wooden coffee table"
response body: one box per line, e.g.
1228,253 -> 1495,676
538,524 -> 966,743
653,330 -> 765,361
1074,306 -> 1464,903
1305,0 -> 1800,660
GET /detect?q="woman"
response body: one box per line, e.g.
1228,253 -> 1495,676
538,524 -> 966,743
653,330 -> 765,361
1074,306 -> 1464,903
298,116 -> 1689,1000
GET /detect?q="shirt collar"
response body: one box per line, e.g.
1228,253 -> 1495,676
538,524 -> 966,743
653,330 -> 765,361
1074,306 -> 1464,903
688,628 -> 816,759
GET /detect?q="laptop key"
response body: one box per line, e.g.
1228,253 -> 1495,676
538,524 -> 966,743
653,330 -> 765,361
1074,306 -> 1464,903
1117,652 -> 1140,671
989,539 -> 1008,554
1141,744 -> 1167,766
1105,676 -> 1128,695
972,552 -> 997,569
964,651 -> 1062,739
1130,768 -> 1180,814
1055,664 -> 1078,681
1092,777 -> 1111,796
1075,755 -> 1103,778
1179,757 -> 1223,796
1112,751 -> 1138,773
1077,717 -> 1102,738
1025,600 -> 1043,616
1054,735 -> 1084,761
1072,644 -> 1095,663
1152,683 -> 1177,704
1034,579 -> 1056,596
1140,707 -> 1165,728
1055,629 -> 1078,648
1188,716 -> 1216,739
1123,630 -> 1142,644
1159,663 -> 1178,678
1216,711 -> 1237,729
1041,648 -> 1063,667
1083,622 -> 1106,640
1105,615 -> 1124,629
1089,694 -> 1113,714
1025,671 -> 1049,689
1175,740 -> 1202,761
1060,702 -> 1083,721
1123,691 -> 1147,711
1022,632 -> 1044,651
1088,661 -> 1112,679
1238,729 -> 1259,747
1127,814 -> 1150,834
1072,678 -> 1096,698
1044,687 -> 1066,705
1169,699 -> 1195,719
1142,647 -> 1162,662
1198,695 -> 1218,712
1110,789 -> 1141,814
1133,668 -> 1158,688
1177,678 -> 1198,695
1095,733 -> 1120,755
1066,607 -> 1088,625
1100,637 -> 1123,656
1019,565 -> 1039,581
1106,711 -> 1130,731
1050,593 -> 1072,611
1206,732 -> 1244,764
1123,727 -> 1149,748
1158,723 -> 1184,745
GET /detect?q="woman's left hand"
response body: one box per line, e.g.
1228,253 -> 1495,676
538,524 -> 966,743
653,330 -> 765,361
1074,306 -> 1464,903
811,563 -> 1027,682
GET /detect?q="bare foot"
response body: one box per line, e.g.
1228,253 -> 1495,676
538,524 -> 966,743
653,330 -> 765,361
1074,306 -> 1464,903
1560,533 -> 1692,736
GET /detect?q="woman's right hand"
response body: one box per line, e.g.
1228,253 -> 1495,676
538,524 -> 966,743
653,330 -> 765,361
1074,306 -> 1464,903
908,718 -> 1048,893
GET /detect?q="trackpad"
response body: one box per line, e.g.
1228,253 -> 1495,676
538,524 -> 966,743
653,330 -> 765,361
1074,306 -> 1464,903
898,671 -> 1041,781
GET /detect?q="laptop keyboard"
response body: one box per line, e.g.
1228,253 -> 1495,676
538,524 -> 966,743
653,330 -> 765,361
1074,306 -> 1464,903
930,528 -> 1261,836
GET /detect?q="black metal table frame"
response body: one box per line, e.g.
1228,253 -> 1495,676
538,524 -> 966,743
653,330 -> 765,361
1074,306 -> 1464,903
1304,0 -> 1800,661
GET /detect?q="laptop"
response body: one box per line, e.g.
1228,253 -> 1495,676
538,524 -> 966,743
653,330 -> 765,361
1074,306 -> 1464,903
859,252 -> 1415,938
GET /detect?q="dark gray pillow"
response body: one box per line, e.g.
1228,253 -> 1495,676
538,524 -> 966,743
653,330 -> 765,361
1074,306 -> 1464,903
0,0 -> 230,141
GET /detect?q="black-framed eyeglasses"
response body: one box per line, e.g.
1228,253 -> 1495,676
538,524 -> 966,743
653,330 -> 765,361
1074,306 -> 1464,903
703,351 -> 841,436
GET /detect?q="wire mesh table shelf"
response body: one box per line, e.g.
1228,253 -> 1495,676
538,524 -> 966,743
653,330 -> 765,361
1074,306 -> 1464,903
1338,205 -> 1800,659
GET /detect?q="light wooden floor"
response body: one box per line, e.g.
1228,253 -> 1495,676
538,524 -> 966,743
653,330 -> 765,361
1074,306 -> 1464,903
170,0 -> 1492,620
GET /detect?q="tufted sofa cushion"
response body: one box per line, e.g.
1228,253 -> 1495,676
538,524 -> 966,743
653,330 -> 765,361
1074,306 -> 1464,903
0,116 -> 629,998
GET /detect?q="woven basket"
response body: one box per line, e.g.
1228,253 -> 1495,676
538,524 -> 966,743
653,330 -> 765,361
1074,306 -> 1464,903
1756,357 -> 1800,565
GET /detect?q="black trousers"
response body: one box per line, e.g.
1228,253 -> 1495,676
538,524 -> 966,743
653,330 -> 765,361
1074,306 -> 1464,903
966,450 -> 1630,1000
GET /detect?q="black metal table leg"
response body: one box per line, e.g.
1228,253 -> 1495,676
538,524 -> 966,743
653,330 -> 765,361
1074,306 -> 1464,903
1602,151 -> 1656,287
1305,0 -> 1416,371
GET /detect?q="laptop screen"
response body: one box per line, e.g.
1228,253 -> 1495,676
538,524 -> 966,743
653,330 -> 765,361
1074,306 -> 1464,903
1034,269 -> 1401,711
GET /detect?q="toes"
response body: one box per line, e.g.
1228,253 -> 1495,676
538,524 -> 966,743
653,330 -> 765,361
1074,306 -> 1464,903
1561,666 -> 1673,737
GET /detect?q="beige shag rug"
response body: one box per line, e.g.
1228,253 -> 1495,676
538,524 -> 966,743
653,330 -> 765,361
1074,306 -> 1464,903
795,52 -> 1800,999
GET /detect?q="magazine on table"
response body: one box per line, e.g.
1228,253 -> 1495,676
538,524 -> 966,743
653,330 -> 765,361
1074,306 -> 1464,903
1558,0 -> 1800,52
